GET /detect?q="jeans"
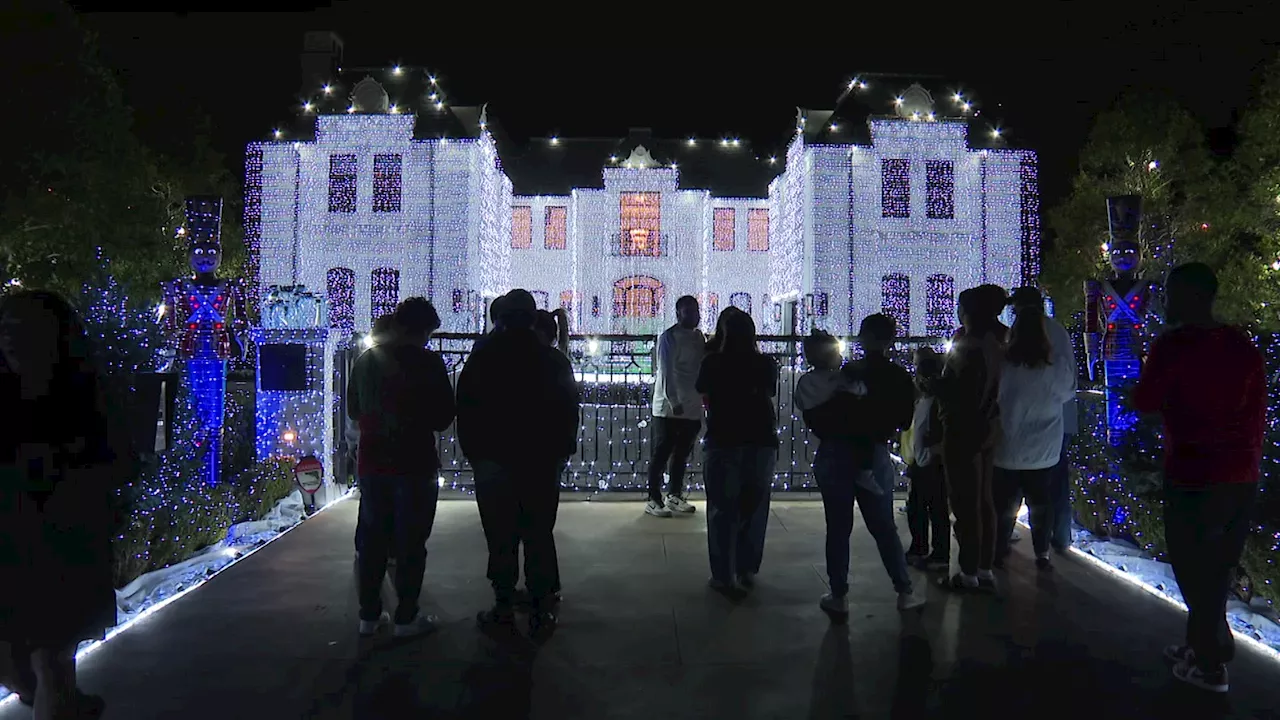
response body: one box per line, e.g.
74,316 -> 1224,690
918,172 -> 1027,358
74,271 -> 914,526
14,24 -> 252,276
816,443 -> 912,596
945,445 -> 997,576
993,466 -> 1052,559
906,462 -> 950,559
1165,482 -> 1258,670
1048,434 -> 1073,549
703,445 -> 775,584
473,459 -> 562,609
356,475 -> 439,624
648,417 -> 702,502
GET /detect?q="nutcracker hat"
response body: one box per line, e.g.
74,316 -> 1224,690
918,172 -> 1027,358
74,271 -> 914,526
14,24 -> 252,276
1106,194 -> 1142,243
184,196 -> 224,246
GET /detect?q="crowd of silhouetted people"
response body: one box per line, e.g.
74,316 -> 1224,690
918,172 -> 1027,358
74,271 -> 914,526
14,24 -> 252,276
0,260 -> 1263,720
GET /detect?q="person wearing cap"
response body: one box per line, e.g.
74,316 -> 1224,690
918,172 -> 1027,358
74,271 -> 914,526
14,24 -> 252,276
457,288 -> 580,638
991,288 -> 1077,572
1008,287 -> 1079,554
347,297 -> 455,639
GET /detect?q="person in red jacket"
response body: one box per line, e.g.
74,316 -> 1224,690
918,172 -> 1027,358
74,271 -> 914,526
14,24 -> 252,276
1132,262 -> 1264,694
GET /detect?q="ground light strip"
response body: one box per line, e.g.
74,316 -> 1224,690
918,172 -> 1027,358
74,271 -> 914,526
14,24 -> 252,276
1016,507 -> 1280,666
0,489 -> 354,709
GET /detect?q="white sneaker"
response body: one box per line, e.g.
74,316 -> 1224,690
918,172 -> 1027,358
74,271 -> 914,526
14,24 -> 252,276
358,611 -> 390,636
645,499 -> 672,517
819,593 -> 849,617
1172,659 -> 1229,693
897,590 -> 926,611
393,613 -> 440,638
666,494 -> 696,513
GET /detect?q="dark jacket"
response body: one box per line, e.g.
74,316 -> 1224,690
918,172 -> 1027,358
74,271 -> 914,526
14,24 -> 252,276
347,342 -> 456,477
801,354 -> 914,468
456,327 -> 580,467
933,329 -> 1003,451
695,351 -> 779,449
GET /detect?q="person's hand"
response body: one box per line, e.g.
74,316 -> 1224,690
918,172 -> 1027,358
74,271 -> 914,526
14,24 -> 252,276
672,404 -> 685,416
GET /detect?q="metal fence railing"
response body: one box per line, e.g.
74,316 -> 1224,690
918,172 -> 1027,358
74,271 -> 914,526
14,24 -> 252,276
414,333 -> 949,491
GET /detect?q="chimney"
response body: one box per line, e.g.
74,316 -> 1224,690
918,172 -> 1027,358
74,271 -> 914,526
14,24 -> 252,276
301,31 -> 343,94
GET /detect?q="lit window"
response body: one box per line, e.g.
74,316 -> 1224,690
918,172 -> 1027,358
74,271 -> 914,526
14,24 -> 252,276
926,274 -> 956,337
372,154 -> 402,213
545,206 -> 567,250
705,292 -> 720,321
881,159 -> 910,219
326,267 -> 355,331
747,208 -> 769,251
881,273 -> 910,335
512,207 -> 532,249
713,208 -> 735,251
591,296 -> 601,318
926,160 -> 954,220
619,193 -> 662,256
328,155 -> 357,213
613,276 -> 664,317
371,267 -> 400,324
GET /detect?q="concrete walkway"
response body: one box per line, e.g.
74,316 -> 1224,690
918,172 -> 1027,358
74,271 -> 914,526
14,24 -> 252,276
5,496 -> 1277,719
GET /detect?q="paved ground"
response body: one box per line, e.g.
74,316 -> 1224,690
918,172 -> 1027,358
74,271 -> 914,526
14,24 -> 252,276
5,495 -> 1278,719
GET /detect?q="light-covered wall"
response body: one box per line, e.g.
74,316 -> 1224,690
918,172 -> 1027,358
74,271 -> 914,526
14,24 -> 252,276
705,199 -> 771,332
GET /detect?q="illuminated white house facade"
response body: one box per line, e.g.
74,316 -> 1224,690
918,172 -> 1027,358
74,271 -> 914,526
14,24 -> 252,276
247,75 -> 1038,338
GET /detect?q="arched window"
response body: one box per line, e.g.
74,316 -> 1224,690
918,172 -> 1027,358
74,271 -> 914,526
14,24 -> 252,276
881,273 -> 910,336
370,267 -> 400,324
326,267 -> 355,332
705,292 -> 720,323
925,274 -> 956,338
612,276 -> 665,318
730,292 -> 753,316
531,291 -> 549,310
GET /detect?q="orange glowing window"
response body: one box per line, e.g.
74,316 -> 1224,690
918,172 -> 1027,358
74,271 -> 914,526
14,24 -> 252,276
747,208 -> 769,252
712,208 -> 735,251
545,206 -> 567,250
512,207 -> 532,249
619,192 -> 662,256
613,276 -> 665,318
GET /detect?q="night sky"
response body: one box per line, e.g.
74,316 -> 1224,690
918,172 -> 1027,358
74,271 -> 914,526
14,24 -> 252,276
82,8 -> 1277,209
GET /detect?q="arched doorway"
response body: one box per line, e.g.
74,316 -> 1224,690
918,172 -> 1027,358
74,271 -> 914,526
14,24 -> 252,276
612,276 -> 665,333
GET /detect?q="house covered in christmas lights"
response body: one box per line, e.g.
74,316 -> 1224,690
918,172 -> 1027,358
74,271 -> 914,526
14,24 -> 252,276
247,34 -> 1039,338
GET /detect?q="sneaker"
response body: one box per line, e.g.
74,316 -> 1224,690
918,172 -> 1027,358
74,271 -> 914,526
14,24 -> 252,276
939,573 -> 979,592
1164,644 -> 1194,664
925,555 -> 950,571
737,572 -> 757,590
708,577 -> 745,600
393,613 -> 440,638
528,610 -> 558,641
897,590 -> 926,611
820,592 -> 849,619
1172,660 -> 1229,693
477,605 -> 516,631
358,610 -> 391,637
666,494 -> 696,513
976,575 -> 998,594
645,499 -> 672,517
1035,556 -> 1053,572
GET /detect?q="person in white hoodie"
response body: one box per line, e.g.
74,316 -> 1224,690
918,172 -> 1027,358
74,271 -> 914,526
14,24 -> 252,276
1009,288 -> 1079,553
646,295 -> 706,517
992,291 -> 1077,571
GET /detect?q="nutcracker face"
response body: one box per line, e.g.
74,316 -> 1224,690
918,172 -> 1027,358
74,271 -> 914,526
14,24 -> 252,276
190,241 -> 221,275
1109,240 -> 1141,275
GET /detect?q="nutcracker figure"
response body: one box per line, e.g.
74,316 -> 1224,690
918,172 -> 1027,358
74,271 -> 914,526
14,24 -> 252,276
163,196 -> 248,484
1084,195 -> 1163,446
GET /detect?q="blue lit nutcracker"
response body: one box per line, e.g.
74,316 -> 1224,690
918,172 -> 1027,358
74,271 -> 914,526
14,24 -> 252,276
1084,195 -> 1163,446
163,196 -> 248,484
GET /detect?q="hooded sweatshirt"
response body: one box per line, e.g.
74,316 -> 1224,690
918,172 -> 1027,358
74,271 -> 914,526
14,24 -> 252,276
653,324 -> 706,420
994,347 -> 1078,470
